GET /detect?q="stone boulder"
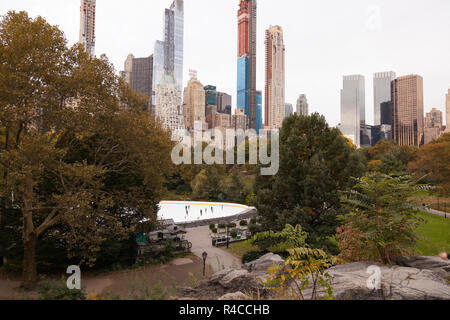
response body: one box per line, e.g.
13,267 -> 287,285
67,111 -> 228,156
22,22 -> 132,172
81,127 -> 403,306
397,256 -> 450,278
244,253 -> 284,276
178,256 -> 450,300
316,262 -> 450,300
177,268 -> 262,299
218,292 -> 249,300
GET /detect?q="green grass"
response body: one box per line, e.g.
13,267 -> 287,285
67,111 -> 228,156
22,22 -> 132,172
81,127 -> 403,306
227,240 -> 256,258
415,211 -> 450,256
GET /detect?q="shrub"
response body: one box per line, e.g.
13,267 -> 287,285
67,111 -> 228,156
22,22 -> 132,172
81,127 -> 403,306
230,231 -> 238,238
228,223 -> 237,228
250,218 -> 257,225
249,224 -> 308,255
340,173 -> 426,264
37,279 -> 86,300
240,220 -> 248,227
209,223 -> 216,230
211,228 -> 218,234
218,223 -> 227,229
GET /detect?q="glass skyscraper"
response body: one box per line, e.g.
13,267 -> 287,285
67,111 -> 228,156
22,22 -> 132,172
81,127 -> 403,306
256,91 -> 262,134
152,0 -> 184,107
373,71 -> 396,126
237,0 -> 257,130
340,75 -> 366,148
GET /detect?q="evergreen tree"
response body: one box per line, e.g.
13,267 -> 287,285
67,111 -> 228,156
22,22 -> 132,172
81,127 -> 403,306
255,114 -> 365,252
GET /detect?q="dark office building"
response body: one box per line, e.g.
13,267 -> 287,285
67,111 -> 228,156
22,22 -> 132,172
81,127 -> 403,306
204,85 -> 217,107
217,92 -> 232,114
380,101 -> 393,126
130,55 -> 153,113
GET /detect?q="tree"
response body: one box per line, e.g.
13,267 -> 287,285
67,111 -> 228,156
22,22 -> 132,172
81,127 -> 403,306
409,133 -> 450,195
226,170 -> 245,203
255,114 -> 366,252
249,224 -> 308,254
0,12 -> 174,287
339,173 -> 425,264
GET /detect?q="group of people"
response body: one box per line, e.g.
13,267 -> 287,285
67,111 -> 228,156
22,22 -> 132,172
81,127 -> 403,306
184,204 -> 225,221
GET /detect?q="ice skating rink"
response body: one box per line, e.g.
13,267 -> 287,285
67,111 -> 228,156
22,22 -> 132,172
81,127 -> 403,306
157,201 -> 250,224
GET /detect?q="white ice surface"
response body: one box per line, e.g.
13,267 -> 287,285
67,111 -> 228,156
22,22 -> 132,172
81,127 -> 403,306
157,201 -> 250,224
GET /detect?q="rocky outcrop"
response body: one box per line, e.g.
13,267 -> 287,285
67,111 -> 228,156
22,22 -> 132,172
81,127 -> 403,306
178,268 -> 263,299
322,262 -> 450,300
178,255 -> 450,300
244,253 -> 284,277
397,256 -> 450,278
218,292 -> 249,300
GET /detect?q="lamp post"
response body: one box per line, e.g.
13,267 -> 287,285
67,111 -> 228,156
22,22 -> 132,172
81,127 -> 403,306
202,251 -> 208,277
445,203 -> 447,219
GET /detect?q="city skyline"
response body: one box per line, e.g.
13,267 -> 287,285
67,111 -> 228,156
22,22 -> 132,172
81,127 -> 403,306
2,0 -> 449,127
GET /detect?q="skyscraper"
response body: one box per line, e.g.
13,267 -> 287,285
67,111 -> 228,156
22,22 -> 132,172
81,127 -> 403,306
217,92 -> 232,115
340,75 -> 365,148
155,74 -> 184,141
446,89 -> 450,132
204,85 -> 217,108
79,0 -> 96,56
183,77 -> 206,131
296,94 -> 309,116
165,0 -> 184,89
152,41 -> 165,106
392,75 -> 424,147
121,54 -> 154,112
373,72 -> 396,126
237,0 -> 257,130
256,91 -> 262,134
264,25 -> 285,130
285,103 -> 293,118
152,1 -> 184,107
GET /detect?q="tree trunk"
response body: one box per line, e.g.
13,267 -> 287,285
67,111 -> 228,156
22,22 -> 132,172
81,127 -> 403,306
22,233 -> 38,290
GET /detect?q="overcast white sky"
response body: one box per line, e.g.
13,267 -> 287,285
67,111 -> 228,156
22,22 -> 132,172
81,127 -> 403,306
1,0 -> 449,126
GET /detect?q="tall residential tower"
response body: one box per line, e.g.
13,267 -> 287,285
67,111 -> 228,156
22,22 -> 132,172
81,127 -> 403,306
79,0 -> 96,56
153,0 -> 184,106
264,25 -> 286,130
237,0 -> 257,130
340,75 -> 366,148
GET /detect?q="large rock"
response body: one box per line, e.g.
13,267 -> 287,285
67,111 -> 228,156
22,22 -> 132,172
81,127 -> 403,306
316,262 -> 450,300
178,256 -> 450,300
177,268 -> 262,299
397,256 -> 450,277
244,253 -> 284,276
218,292 -> 249,300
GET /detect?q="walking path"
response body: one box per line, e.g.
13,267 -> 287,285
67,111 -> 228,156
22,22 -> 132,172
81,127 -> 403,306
185,226 -> 241,273
423,207 -> 449,218
0,256 -> 204,300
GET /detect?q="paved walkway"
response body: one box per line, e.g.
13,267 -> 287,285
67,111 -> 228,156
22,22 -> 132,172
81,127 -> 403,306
0,257 -> 204,300
185,226 -> 241,273
423,207 -> 449,218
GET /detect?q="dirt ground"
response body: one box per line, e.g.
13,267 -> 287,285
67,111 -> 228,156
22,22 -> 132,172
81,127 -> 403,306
0,255 -> 206,300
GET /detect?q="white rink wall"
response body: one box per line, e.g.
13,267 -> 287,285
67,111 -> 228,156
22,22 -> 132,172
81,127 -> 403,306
157,201 -> 250,224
